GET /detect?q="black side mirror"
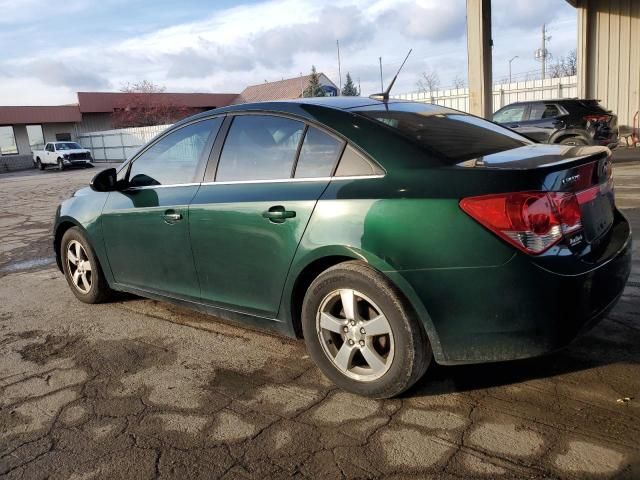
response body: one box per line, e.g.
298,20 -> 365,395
90,168 -> 117,192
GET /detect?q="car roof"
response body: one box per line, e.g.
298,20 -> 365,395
501,98 -> 599,106
171,97 -> 421,128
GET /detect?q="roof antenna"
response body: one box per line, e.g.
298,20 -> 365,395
370,48 -> 412,102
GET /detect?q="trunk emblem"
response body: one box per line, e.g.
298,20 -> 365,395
562,174 -> 581,185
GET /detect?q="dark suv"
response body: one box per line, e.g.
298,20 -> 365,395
493,99 -> 618,147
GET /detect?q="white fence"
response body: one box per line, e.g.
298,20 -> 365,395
393,75 -> 578,113
76,124 -> 170,162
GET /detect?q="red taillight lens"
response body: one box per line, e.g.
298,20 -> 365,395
584,114 -> 612,123
460,192 -> 583,254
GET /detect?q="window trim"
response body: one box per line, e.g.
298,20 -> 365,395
123,116 -> 224,189
0,125 -> 19,156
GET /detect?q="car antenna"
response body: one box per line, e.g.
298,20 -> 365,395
369,48 -> 412,102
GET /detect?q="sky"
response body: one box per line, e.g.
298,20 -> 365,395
0,0 -> 577,105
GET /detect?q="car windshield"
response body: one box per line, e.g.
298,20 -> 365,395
56,142 -> 82,150
353,102 -> 531,163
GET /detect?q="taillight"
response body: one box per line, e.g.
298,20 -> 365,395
460,192 -> 583,254
584,114 -> 612,123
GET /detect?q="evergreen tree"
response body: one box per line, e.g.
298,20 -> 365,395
303,66 -> 326,97
341,72 -> 359,96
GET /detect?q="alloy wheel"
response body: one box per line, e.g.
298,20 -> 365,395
67,240 -> 92,294
316,289 -> 394,381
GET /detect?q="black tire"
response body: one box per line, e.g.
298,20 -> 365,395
301,261 -> 431,398
36,159 -> 44,170
57,158 -> 64,171
61,227 -> 114,304
559,136 -> 588,146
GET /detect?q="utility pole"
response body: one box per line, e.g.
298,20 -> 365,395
541,24 -> 546,79
358,77 -> 361,96
379,57 -> 384,91
535,24 -> 551,80
508,55 -> 518,83
337,40 -> 342,95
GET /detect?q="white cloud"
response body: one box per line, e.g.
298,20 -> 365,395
0,0 -> 577,105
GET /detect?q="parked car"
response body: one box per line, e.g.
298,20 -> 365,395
53,98 -> 631,398
493,99 -> 618,147
33,142 -> 93,170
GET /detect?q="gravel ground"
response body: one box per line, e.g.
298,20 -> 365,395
0,161 -> 639,479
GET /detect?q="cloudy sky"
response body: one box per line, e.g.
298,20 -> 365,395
0,0 -> 577,105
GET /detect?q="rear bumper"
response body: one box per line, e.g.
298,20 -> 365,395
403,212 -> 632,364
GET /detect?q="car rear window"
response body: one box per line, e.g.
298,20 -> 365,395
353,102 -> 530,164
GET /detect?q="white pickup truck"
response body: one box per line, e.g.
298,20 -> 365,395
32,142 -> 93,170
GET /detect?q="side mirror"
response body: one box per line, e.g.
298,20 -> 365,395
90,168 -> 118,192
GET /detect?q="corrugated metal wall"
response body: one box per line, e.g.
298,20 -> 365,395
578,0 -> 640,129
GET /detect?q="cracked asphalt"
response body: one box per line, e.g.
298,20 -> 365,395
0,158 -> 639,479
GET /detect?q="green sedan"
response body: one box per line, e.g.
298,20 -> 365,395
54,98 -> 632,398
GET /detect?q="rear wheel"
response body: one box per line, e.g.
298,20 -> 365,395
36,159 -> 43,170
301,261 -> 431,398
61,227 -> 114,304
559,136 -> 588,146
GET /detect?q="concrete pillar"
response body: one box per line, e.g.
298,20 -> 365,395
576,0 -> 591,98
466,0 -> 493,118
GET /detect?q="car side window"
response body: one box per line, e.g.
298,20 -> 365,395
529,103 -> 560,120
294,126 -> 345,178
493,105 -> 526,124
128,118 -> 221,187
46,144 -> 53,152
334,145 -> 383,177
216,115 -> 305,182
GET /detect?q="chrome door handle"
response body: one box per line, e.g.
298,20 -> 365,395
162,210 -> 183,223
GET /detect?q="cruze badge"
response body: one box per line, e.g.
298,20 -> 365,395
562,174 -> 581,185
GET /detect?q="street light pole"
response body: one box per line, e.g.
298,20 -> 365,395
508,55 -> 519,84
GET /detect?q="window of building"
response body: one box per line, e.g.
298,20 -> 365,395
0,126 -> 18,155
294,126 -> 344,178
334,145 -> 383,177
216,115 -> 305,182
56,133 -> 72,141
128,118 -> 221,187
26,125 -> 45,151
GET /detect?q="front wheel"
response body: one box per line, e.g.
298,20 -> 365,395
301,261 -> 431,398
57,158 -> 64,171
61,227 -> 114,304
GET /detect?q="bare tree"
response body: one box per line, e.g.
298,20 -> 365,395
113,80 -> 199,128
417,68 -> 440,93
548,49 -> 578,78
120,80 -> 166,94
452,75 -> 465,89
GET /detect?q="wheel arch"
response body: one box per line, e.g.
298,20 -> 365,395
551,130 -> 590,145
54,219 -> 84,272
283,247 -> 446,362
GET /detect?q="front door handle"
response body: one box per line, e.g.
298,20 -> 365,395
262,205 -> 296,224
162,209 -> 183,223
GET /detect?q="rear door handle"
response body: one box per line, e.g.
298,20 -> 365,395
262,205 -> 296,223
509,124 -> 520,128
162,209 -> 183,223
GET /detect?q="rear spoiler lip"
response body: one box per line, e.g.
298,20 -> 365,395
458,146 -> 610,171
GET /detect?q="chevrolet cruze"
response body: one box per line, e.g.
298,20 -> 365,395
54,98 -> 632,398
